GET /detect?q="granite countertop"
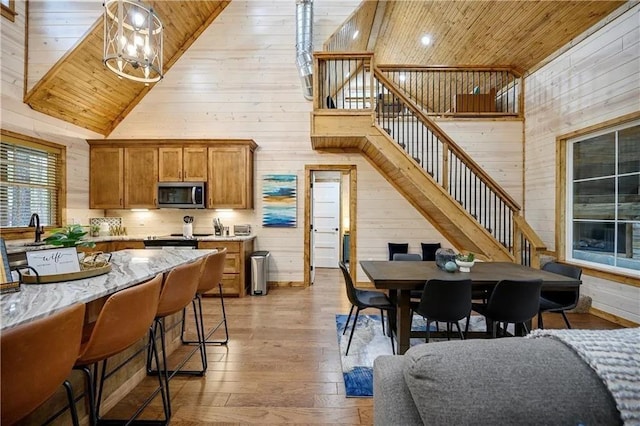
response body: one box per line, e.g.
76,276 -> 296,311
0,249 -> 214,331
5,234 -> 256,254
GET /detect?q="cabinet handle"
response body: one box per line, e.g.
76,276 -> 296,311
184,171 -> 188,178
179,171 -> 182,179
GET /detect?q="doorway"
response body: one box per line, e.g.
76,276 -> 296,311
304,165 -> 357,286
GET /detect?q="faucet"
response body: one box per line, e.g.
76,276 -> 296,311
28,213 -> 44,243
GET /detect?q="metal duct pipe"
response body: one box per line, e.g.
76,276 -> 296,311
295,0 -> 313,101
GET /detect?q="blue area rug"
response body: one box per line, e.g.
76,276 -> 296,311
336,314 -> 494,397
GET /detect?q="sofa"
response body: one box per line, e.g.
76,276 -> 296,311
373,328 -> 640,425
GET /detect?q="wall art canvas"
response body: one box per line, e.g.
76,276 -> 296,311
262,174 -> 297,227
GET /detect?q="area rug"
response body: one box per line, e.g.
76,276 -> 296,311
335,314 -> 500,397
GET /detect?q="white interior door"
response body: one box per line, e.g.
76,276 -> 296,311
313,180 -> 341,268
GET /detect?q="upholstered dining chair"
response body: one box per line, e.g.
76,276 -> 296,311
1,304 -> 85,426
538,262 -> 582,329
420,242 -> 441,261
74,274 -> 164,426
339,262 -> 396,356
388,242 -> 409,261
412,279 -> 472,342
470,279 -> 543,338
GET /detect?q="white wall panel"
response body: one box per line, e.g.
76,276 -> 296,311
524,4 -> 640,322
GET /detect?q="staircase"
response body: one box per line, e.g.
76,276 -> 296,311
311,53 -> 545,265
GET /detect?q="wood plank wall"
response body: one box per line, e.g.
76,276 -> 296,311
1,0 -> 103,226
524,4 -> 640,324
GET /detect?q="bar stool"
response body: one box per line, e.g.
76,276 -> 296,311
180,248 -> 229,369
74,274 -> 165,426
1,304 -> 85,426
146,258 -> 204,411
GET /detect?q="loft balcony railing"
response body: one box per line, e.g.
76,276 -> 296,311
377,65 -> 521,117
314,53 -> 545,266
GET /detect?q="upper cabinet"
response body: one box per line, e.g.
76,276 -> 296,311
88,139 -> 256,210
124,147 -> 158,208
208,143 -> 256,209
90,147 -> 124,209
158,147 -> 207,182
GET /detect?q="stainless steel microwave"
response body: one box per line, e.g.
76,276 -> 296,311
156,182 -> 206,209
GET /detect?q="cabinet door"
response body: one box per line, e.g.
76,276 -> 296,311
158,147 -> 183,181
124,147 -> 158,208
183,147 -> 208,181
90,147 -> 124,209
207,146 -> 252,209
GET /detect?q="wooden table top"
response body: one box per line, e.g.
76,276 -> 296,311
360,261 -> 581,291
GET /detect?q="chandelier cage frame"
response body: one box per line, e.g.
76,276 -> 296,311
103,0 -> 163,84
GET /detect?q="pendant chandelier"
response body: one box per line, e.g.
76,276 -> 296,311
103,0 -> 163,84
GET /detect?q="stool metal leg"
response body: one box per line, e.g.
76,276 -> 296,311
62,380 -> 80,426
181,283 -> 229,346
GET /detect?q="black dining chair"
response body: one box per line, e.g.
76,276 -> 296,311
412,279 -> 472,342
339,262 -> 396,356
420,242 -> 441,261
470,279 -> 543,338
538,262 -> 582,329
388,242 -> 409,261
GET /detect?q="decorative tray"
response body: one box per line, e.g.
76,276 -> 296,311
18,252 -> 112,284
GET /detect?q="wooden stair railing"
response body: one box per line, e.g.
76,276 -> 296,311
374,69 -> 520,252
312,53 -> 546,267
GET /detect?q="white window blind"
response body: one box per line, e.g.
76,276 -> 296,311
0,141 -> 60,227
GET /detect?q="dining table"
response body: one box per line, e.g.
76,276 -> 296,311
360,260 -> 582,354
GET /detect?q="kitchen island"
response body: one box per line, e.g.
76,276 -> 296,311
1,248 -> 214,331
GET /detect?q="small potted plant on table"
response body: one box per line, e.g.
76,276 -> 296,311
455,252 -> 475,272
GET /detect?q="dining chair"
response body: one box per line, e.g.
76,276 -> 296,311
388,242 -> 409,261
339,261 -> 396,356
538,262 -> 582,329
470,279 -> 543,338
412,279 -> 472,342
1,304 -> 85,426
74,274 -> 165,426
420,242 -> 441,261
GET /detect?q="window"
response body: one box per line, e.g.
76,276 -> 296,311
0,130 -> 64,229
1,0 -> 15,22
566,120 -> 640,276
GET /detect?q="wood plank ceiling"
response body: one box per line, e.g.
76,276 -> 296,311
24,1 -> 230,136
328,0 -> 627,71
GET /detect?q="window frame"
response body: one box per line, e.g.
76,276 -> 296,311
556,111 -> 640,287
0,129 -> 66,239
1,0 -> 16,22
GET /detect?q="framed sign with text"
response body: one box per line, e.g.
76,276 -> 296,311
26,248 -> 81,276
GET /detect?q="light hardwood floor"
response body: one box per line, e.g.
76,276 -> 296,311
106,267 -> 622,425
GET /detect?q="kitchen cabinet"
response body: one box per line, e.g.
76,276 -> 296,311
124,147 -> 158,208
208,145 -> 254,209
78,242 -> 111,254
90,147 -> 124,209
158,147 -> 207,182
198,238 -> 254,297
111,240 -> 145,251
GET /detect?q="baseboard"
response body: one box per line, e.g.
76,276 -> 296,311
269,281 -> 305,288
589,307 -> 639,327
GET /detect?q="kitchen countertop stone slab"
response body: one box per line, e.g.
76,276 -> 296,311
0,249 -> 213,331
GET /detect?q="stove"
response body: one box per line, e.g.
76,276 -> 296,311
144,234 -> 204,249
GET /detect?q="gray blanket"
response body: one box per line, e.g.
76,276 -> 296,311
528,327 -> 640,425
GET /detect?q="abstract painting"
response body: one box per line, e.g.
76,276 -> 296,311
262,174 -> 297,227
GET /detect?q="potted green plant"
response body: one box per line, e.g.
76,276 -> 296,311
44,225 -> 96,249
455,252 -> 475,272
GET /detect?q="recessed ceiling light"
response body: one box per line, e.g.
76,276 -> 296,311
352,30 -> 359,40
421,34 -> 432,46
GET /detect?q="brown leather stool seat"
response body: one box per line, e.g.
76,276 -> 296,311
145,258 -> 204,414
74,274 -> 164,426
1,304 -> 85,426
180,248 -> 229,373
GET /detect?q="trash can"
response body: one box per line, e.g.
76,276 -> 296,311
250,251 -> 270,295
